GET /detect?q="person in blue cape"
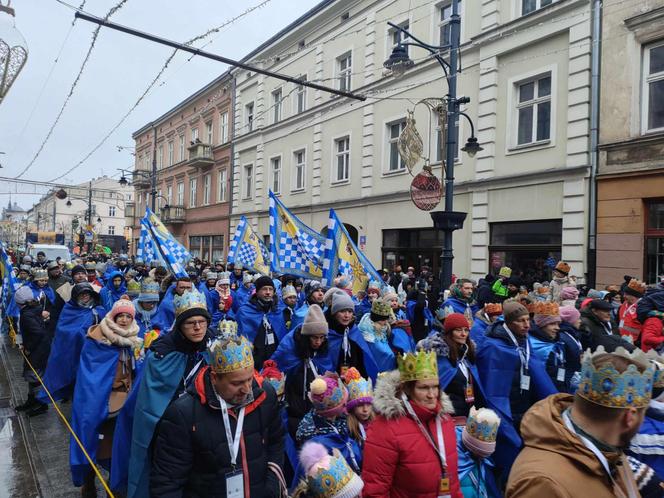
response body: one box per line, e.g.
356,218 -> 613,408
151,277 -> 192,332
281,285 -> 298,330
354,280 -> 380,319
296,373 -> 362,475
28,267 -> 57,308
441,278 -> 480,325
100,271 -> 127,311
357,299 -> 398,373
229,262 -> 244,288
70,296 -> 142,495
122,289 -> 211,498
418,313 -> 487,418
470,303 -> 503,347
383,292 -> 415,354
324,289 -> 379,382
133,278 -> 160,338
231,271 -> 254,312
289,280 -> 326,332
476,300 -> 557,480
209,272 -> 235,330
271,303 -> 336,439
629,368 -> 664,478
406,279 -> 435,343
529,303 -> 571,392
39,282 -> 105,403
236,275 -> 287,370
455,406 -> 502,498
202,271 -> 218,311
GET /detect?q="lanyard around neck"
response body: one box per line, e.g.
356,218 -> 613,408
401,394 -> 446,472
218,395 -> 246,467
503,324 -> 530,374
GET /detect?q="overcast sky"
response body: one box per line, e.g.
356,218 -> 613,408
0,0 -> 321,208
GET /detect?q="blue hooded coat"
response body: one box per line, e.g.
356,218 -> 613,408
455,425 -> 501,498
151,289 -> 176,332
100,271 -> 127,311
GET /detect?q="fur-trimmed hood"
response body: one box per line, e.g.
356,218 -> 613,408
372,370 -> 454,420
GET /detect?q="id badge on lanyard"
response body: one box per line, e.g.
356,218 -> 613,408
218,395 -> 246,497
458,360 -> 474,404
263,315 -> 274,345
225,470 -> 243,498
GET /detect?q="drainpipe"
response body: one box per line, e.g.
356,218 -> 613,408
228,75 -> 236,257
587,0 -> 602,288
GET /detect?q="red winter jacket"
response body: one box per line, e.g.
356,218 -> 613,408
641,317 -> 664,352
362,371 -> 462,498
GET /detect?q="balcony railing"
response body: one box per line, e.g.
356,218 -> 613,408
132,169 -> 151,188
160,205 -> 186,224
187,142 -> 214,169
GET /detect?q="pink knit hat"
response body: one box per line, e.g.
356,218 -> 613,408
533,313 -> 561,328
560,287 -> 579,300
110,295 -> 135,320
559,305 -> 581,325
308,373 -> 348,418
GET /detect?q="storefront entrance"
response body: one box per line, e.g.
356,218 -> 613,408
382,228 -> 443,274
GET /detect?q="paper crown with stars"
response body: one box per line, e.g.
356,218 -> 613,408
645,350 -> 664,389
217,319 -> 238,341
299,443 -> 364,498
173,289 -> 208,318
343,367 -> 373,411
397,350 -> 438,382
465,406 -> 500,443
208,335 -> 254,374
577,346 -> 654,408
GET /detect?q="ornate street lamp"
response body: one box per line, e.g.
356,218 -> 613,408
0,1 -> 28,105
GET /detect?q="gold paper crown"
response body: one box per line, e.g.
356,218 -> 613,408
645,350 -> 664,389
397,350 -> 438,382
173,290 -> 208,318
627,279 -> 647,295
577,346 -> 654,408
533,301 -> 559,316
208,336 -> 254,374
484,303 -> 503,315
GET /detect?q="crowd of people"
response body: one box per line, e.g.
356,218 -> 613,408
5,252 -> 664,498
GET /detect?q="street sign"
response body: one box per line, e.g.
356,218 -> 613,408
84,231 -> 93,243
359,235 -> 366,251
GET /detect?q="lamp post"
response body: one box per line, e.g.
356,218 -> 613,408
383,0 -> 481,293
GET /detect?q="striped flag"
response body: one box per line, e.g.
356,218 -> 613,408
137,208 -> 191,278
227,216 -> 271,275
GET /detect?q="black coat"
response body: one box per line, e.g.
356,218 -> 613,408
150,367 -> 285,498
637,285 -> 664,323
580,307 -> 635,353
18,304 -> 51,373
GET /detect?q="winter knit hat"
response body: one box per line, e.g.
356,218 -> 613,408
329,289 -> 355,315
559,305 -> 581,325
560,286 -> 579,301
254,275 -> 274,292
282,285 -> 297,299
343,367 -> 373,411
138,278 -> 161,303
110,296 -> 136,321
370,299 -> 391,321
444,313 -> 470,333
503,301 -> 529,323
305,280 -> 324,297
126,279 -> 141,298
302,304 -> 329,336
309,373 -> 348,418
382,292 -> 399,304
299,442 -> 364,498
218,271 -> 231,285
14,285 -> 35,305
260,360 -> 285,397
462,406 -> 500,459
71,264 -> 87,276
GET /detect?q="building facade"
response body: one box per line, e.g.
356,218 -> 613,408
130,74 -> 233,262
596,0 -> 664,286
230,0 -> 593,284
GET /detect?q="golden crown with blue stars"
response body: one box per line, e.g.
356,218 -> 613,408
577,346 -> 654,408
397,349 -> 438,382
208,335 -> 254,374
174,289 -> 208,318
307,448 -> 363,498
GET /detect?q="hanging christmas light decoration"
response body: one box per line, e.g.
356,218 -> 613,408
0,1 -> 28,105
410,163 -> 442,211
397,110 -> 424,174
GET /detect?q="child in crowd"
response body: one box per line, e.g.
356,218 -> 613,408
343,367 -> 374,446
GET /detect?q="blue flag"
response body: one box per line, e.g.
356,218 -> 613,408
268,190 -> 325,279
137,208 -> 191,278
227,216 -> 271,275
0,243 -> 20,321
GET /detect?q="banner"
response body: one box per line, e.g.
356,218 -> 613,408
137,208 -> 191,278
322,209 -> 384,294
268,190 -> 324,279
227,216 -> 271,275
0,242 -> 20,320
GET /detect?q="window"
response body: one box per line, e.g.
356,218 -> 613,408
245,102 -> 254,132
296,77 -> 307,113
212,235 -> 224,261
293,149 -> 306,191
646,202 -> 664,282
272,88 -> 282,123
107,225 -> 115,235
108,206 -> 116,217
243,164 -> 253,199
333,136 -> 350,183
522,0 -> 552,16
387,120 -> 406,172
179,135 -> 185,161
644,43 -> 664,132
168,141 -> 174,166
176,182 -> 184,205
189,236 -> 202,259
439,1 -> 461,45
337,53 -> 352,92
515,73 -> 552,146
191,127 -> 199,143
206,121 -> 213,145
157,189 -> 162,209
270,157 -> 281,194
390,22 -> 410,55
158,144 -> 163,169
189,178 -> 197,208
220,112 -> 229,143
166,185 -> 173,205
218,169 -> 227,202
436,116 -> 460,162
203,174 -> 211,205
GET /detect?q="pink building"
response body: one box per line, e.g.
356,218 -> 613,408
128,73 -> 233,262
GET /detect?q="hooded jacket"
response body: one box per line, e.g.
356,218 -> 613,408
580,306 -> 635,353
637,284 -> 664,323
361,370 -> 462,498
507,394 -> 641,498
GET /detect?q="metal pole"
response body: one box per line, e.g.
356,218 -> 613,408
440,0 -> 460,292
87,181 -> 92,226
151,126 -> 157,212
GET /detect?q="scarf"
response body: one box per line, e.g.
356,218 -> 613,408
99,315 -> 142,349
358,313 -> 390,343
135,301 -> 158,326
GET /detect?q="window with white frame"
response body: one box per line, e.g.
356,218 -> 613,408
337,53 -> 352,92
387,120 -> 407,172
390,22 -> 410,55
108,206 -> 116,217
439,1 -> 462,46
333,136 -> 350,183
206,121 -> 213,145
203,174 -> 211,205
522,0 -> 552,16
157,189 -> 162,209
176,181 -> 184,205
191,127 -> 199,143
218,169 -> 227,202
220,112 -> 229,143
272,88 -> 282,123
436,116 -> 460,162
167,185 -> 173,205
168,141 -> 174,166
179,135 -> 185,161
243,164 -> 253,199
108,225 -> 115,235
515,73 -> 552,146
296,77 -> 307,114
189,178 -> 197,208
245,102 -> 254,132
293,149 -> 306,191
644,42 -> 664,133
158,144 -> 163,169
270,157 -> 282,194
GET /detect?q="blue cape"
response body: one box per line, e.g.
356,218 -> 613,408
70,337 -> 121,486
126,350 -> 188,498
441,297 -> 479,317
354,297 -> 371,319
100,271 -> 127,311
470,318 -> 490,347
29,281 -> 56,305
289,302 -> 310,332
390,326 -> 415,354
151,290 -> 176,332
38,303 -> 105,402
327,325 -> 379,382
437,355 -> 486,406
232,285 -> 252,313
406,299 -> 435,329
270,329 -> 336,376
236,299 -> 287,343
133,302 -> 158,338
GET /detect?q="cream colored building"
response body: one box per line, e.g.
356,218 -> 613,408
231,0 -> 593,284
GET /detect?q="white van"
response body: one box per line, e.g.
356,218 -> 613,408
27,244 -> 72,263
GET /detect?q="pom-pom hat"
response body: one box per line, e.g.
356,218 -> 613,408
309,372 -> 348,418
299,442 -> 364,498
261,360 -> 285,397
343,367 -> 373,411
